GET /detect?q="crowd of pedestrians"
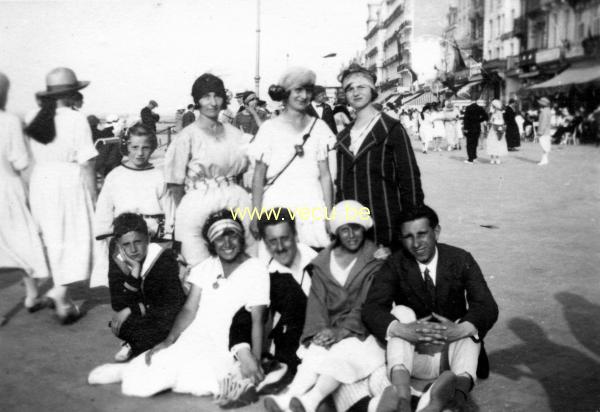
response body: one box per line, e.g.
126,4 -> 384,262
1,63 -> 501,412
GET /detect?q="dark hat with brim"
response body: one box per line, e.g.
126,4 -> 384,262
36,67 -> 89,98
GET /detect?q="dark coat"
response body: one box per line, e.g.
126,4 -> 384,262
503,106 -> 520,148
335,113 -> 424,249
301,240 -> 383,344
362,243 -> 498,377
140,107 -> 159,132
181,111 -> 196,129
307,102 -> 338,135
462,103 -> 488,135
108,245 -> 186,355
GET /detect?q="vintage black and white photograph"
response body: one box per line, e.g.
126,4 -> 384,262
0,0 -> 599,411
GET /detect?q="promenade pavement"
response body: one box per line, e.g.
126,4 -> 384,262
1,139 -> 599,411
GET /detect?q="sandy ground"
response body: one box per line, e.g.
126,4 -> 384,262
1,139 -> 599,412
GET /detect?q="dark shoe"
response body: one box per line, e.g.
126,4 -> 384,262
375,386 -> 411,412
289,397 -> 308,412
56,304 -> 82,325
418,371 -> 457,412
218,385 -> 258,409
264,395 -> 287,412
25,296 -> 54,313
257,360 -> 290,395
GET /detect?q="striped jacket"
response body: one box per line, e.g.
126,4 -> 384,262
335,113 -> 424,249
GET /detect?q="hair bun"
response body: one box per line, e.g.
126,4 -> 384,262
268,84 -> 286,102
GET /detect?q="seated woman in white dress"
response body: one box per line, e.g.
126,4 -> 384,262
88,210 -> 269,400
92,123 -> 172,288
264,200 -> 386,412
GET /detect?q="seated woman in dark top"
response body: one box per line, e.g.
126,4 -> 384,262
108,213 -> 186,361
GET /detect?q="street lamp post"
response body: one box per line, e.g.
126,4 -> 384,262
254,0 -> 261,96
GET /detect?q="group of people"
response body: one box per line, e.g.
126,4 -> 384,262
1,63 -> 498,412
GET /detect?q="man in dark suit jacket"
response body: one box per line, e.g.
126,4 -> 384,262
181,104 -> 196,129
306,85 -> 337,134
462,94 -> 488,163
140,99 -> 160,132
363,205 -> 498,412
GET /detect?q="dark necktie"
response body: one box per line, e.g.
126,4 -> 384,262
423,268 -> 436,310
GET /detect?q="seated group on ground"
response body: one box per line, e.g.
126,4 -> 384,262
89,203 -> 498,412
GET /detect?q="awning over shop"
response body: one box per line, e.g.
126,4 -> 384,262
375,88 -> 398,104
529,60 -> 600,92
399,91 -> 439,107
455,80 -> 483,99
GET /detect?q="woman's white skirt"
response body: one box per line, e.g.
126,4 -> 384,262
29,162 -> 94,285
297,336 -> 385,384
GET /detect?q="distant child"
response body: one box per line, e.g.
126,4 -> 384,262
486,99 -> 508,165
91,123 -> 174,288
107,213 -> 185,361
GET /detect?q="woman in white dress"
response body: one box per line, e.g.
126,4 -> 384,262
486,99 -> 508,164
431,103 -> 446,152
91,123 -> 172,287
0,72 -> 50,311
250,67 -> 335,250
88,210 -> 269,400
442,100 -> 460,151
264,200 -> 385,412
165,73 -> 253,266
25,68 -> 97,323
419,104 -> 435,154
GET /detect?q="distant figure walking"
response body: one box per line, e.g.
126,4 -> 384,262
140,100 -> 159,132
181,104 -> 196,129
504,98 -> 521,151
0,72 -> 50,311
486,99 -> 508,165
462,93 -> 488,164
537,97 -> 552,165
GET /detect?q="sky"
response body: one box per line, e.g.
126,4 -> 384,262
0,0 -> 370,117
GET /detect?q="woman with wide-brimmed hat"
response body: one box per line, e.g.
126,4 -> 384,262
24,67 -> 97,324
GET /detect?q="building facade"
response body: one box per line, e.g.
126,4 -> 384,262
361,0 -> 600,104
362,0 -> 451,99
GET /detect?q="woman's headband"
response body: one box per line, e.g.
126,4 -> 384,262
206,219 -> 243,243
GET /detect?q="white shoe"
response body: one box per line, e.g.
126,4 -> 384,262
537,161 -> 548,166
463,160 -> 474,164
114,342 -> 132,362
88,363 -> 125,385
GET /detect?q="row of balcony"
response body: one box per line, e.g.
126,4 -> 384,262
366,46 -> 379,58
382,54 -> 402,67
382,4 -> 404,28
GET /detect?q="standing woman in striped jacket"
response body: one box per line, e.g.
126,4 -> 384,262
334,64 -> 424,252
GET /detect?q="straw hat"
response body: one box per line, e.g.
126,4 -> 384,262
36,67 -> 89,97
538,97 -> 550,107
491,99 -> 502,110
329,200 -> 374,234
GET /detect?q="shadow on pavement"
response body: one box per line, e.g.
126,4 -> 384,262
513,155 -> 538,164
488,317 -> 600,411
0,268 -> 24,291
555,291 -> 600,357
70,282 -> 110,315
